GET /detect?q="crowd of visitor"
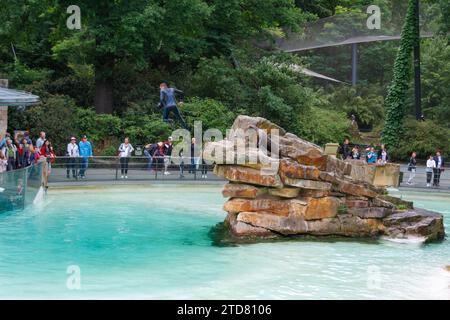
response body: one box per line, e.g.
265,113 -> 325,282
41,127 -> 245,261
339,138 -> 389,165
339,138 -> 446,187
0,131 -> 55,174
141,136 -> 208,180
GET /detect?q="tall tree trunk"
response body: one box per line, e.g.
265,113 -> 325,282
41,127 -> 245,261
94,78 -> 113,114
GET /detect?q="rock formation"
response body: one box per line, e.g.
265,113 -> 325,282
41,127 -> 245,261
204,115 -> 445,243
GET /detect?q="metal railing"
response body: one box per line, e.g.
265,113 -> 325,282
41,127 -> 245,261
399,164 -> 449,190
47,156 -> 222,183
0,160 -> 46,213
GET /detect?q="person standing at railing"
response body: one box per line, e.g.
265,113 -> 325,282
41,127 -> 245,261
18,137 -> 31,168
189,137 -> 200,174
40,140 -> 56,174
406,152 -> 417,185
35,131 -> 46,151
118,137 -> 134,179
144,143 -> 155,170
339,138 -> 351,160
66,137 -> 79,179
0,150 -> 7,173
2,139 -> 17,171
351,146 -> 360,160
151,141 -> 165,172
23,131 -> 33,146
426,155 -> 436,188
163,137 -> 173,175
366,147 -> 377,164
28,145 -> 40,165
78,135 -> 93,179
433,151 -> 445,187
377,144 -> 389,165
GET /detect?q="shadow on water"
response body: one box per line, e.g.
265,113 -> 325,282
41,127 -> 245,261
208,222 -> 381,248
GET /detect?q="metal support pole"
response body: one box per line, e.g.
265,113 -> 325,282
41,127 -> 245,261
351,43 -> 358,86
413,0 -> 422,120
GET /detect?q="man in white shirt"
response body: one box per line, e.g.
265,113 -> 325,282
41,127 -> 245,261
66,137 -> 79,179
36,132 -> 46,150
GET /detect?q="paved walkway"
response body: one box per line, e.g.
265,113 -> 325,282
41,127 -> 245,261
398,164 -> 450,191
47,164 -> 450,193
48,167 -> 225,184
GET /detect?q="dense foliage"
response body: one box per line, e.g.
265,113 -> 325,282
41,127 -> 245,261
1,0 -> 449,160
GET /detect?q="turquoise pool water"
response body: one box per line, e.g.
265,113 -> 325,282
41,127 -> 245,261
0,185 -> 449,299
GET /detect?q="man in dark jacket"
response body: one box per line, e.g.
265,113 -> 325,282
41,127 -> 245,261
159,82 -> 188,130
433,151 -> 445,187
340,138 -> 351,160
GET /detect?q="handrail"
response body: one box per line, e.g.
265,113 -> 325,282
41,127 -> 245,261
47,156 -> 218,183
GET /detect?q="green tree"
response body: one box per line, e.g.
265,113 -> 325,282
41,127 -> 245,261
382,0 -> 417,147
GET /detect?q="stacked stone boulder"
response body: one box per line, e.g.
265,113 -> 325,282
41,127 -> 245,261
205,115 -> 445,242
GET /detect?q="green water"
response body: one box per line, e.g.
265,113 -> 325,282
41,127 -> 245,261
0,185 -> 448,299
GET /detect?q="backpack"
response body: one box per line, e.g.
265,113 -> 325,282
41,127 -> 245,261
337,144 -> 343,155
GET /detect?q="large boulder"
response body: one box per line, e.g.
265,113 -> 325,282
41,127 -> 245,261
237,211 -> 308,235
279,158 -> 320,181
223,197 -> 307,216
222,183 -> 266,199
268,187 -> 300,198
302,197 -> 341,220
382,209 -> 445,242
281,176 -> 332,190
225,212 -> 276,237
229,115 -> 286,136
204,141 -> 278,170
214,165 -> 283,188
337,180 -> 379,198
278,133 -> 325,167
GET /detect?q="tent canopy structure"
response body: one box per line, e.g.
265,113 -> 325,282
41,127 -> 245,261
0,87 -> 40,107
262,1 -> 436,85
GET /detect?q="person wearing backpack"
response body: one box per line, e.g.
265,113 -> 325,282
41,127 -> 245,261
407,152 -> 417,185
2,139 -> 17,171
118,137 -> 134,179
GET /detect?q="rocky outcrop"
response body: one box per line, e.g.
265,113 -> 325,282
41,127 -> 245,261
207,115 -> 445,243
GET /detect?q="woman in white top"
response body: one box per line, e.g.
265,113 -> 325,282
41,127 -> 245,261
426,155 -> 436,187
118,137 -> 134,179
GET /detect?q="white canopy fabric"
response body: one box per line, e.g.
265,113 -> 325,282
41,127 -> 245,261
0,87 -> 40,107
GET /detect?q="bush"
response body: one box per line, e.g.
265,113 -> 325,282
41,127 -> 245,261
390,117 -> 450,160
74,108 -> 122,142
296,106 -> 351,146
325,85 -> 385,128
182,97 -> 235,133
25,95 -> 78,154
123,114 -> 172,145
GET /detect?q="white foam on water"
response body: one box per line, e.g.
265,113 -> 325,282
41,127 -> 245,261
33,186 -> 46,206
381,236 -> 426,244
